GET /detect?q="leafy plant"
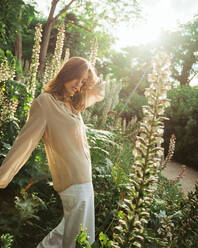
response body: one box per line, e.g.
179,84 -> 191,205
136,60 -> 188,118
0,190 -> 46,238
76,228 -> 112,248
173,184 -> 198,247
0,233 -> 14,248
112,53 -> 172,248
164,86 -> 198,168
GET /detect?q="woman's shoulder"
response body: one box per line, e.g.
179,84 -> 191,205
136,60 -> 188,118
36,92 -> 55,104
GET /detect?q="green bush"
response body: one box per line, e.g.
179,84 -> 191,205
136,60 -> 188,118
164,86 -> 198,169
87,126 -> 133,238
0,233 -> 14,248
118,92 -> 147,121
0,80 -> 49,189
0,80 -> 30,157
174,184 -> 198,247
142,175 -> 184,247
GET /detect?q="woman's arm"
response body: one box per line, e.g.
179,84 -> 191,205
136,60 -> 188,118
0,98 -> 46,188
84,80 -> 105,108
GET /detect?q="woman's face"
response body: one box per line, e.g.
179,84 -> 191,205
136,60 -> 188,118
64,70 -> 89,97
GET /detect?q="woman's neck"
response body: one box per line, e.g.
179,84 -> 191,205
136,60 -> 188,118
63,92 -> 71,102
63,95 -> 78,114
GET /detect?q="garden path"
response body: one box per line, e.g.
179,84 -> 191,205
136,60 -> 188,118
162,161 -> 198,194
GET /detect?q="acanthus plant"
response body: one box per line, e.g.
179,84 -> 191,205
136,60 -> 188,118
27,23 -> 43,99
42,23 -> 65,88
63,48 -> 70,64
0,58 -> 15,83
51,22 -> 65,77
161,133 -> 176,170
112,53 -> 172,248
89,37 -> 98,67
0,58 -> 18,127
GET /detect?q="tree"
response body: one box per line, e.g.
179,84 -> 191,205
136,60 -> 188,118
0,0 -> 36,56
104,44 -> 154,120
159,14 -> 198,86
39,0 -> 76,73
38,0 -> 140,73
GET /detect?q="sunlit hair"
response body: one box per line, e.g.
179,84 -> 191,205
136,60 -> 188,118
43,57 -> 97,111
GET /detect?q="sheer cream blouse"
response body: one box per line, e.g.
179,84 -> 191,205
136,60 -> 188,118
0,82 -> 105,192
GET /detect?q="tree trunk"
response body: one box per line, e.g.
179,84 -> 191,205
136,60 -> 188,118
39,0 -> 76,74
39,0 -> 59,73
39,21 -> 55,73
14,33 -> 22,80
14,8 -> 23,68
14,33 -> 22,63
177,52 -> 196,86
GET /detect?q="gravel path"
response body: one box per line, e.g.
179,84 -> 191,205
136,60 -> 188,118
162,161 -> 198,194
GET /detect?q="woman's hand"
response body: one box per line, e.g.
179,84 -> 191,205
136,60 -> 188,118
81,76 -> 102,91
81,80 -> 95,91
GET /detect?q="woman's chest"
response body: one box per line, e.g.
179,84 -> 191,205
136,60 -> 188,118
45,103 -> 84,137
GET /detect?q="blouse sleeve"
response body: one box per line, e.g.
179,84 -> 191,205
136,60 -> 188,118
84,81 -> 105,108
0,98 -> 46,189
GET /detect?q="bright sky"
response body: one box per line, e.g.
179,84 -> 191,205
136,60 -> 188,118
114,0 -> 198,48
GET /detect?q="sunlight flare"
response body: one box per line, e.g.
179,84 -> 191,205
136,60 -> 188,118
114,0 -> 196,48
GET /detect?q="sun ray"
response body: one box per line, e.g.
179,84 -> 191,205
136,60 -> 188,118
113,0 -> 198,48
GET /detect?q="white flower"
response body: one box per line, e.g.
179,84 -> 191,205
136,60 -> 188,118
147,74 -> 157,82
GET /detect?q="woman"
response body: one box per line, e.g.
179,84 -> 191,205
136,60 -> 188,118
0,57 -> 105,247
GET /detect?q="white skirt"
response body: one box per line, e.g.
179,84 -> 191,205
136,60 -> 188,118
36,182 -> 95,248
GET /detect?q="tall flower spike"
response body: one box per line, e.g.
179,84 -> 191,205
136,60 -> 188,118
0,58 -> 15,83
27,23 -> 42,99
63,48 -> 70,64
89,37 -> 98,67
52,22 -> 65,76
0,87 -> 18,127
112,53 -> 172,248
0,58 -> 17,127
42,55 -> 54,89
161,134 -> 176,170
42,23 -> 65,89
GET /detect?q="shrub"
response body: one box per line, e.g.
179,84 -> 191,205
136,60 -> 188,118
142,175 -> 184,247
87,126 -> 132,238
0,80 -> 30,163
164,86 -> 198,168
173,184 -> 198,247
119,92 -> 147,121
0,233 -> 14,248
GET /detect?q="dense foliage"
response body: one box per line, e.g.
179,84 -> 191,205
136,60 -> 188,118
1,1 -> 198,247
164,86 -> 198,168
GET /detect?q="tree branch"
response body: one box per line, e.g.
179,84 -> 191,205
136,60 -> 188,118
54,0 -> 76,21
189,72 -> 198,83
49,0 -> 59,21
67,20 -> 92,32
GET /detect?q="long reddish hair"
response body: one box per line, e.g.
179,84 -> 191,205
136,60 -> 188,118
43,57 -> 97,111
